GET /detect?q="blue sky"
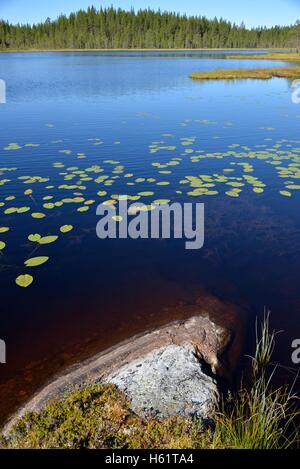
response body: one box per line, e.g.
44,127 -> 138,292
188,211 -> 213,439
0,0 -> 299,27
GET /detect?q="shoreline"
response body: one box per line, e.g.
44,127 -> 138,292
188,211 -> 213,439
2,305 -> 246,435
0,47 -> 293,53
0,289 -> 246,427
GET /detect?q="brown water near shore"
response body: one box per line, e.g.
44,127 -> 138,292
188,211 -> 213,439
0,275 -> 247,426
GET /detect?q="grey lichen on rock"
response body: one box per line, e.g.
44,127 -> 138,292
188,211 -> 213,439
105,343 -> 219,420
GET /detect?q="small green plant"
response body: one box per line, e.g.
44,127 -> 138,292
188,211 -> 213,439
252,310 -> 276,378
211,312 -> 300,449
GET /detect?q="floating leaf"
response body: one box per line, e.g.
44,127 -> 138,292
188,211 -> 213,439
17,207 -> 30,214
4,143 -> 22,151
39,236 -> 58,245
4,207 -> 18,215
0,241 -> 6,250
24,189 -> 33,195
0,227 -> 9,233
31,212 -> 46,219
28,234 -> 41,242
138,192 -> 155,197
15,274 -> 33,288
280,190 -> 292,197
25,257 -> 49,267
43,203 -> 55,209
226,191 -> 239,198
153,199 -> 171,204
60,225 -> 73,233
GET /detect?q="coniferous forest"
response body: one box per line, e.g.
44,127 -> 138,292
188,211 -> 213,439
0,7 -> 297,50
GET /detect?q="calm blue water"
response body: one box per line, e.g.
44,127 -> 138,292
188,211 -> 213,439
0,50 -> 299,420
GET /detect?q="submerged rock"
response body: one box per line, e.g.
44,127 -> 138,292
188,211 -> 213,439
105,343 -> 219,419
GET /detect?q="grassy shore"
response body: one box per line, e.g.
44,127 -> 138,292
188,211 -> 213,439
1,314 -> 299,449
190,67 -> 300,81
226,52 -> 300,62
0,48 -> 293,53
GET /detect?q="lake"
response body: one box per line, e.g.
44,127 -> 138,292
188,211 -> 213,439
0,50 -> 299,423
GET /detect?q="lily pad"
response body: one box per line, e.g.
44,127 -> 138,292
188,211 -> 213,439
280,190 -> 292,197
25,257 -> 49,267
31,213 -> 46,219
28,234 -> 41,242
77,206 -> 89,212
39,236 -> 58,245
15,274 -> 33,288
60,225 -> 73,233
138,192 -> 155,197
17,207 -> 31,214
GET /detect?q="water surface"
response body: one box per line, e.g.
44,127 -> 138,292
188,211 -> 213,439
0,50 -> 299,422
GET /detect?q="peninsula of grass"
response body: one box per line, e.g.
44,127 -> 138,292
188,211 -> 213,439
226,52 -> 300,62
190,66 -> 300,81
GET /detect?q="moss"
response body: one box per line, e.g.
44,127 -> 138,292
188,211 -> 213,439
190,67 -> 300,81
0,384 -> 207,449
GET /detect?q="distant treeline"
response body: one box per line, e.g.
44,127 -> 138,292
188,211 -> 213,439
0,7 -> 297,50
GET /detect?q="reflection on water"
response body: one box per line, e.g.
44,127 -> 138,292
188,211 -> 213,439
0,50 -> 299,423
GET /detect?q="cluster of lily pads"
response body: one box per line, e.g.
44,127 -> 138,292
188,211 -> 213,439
1,120 -> 300,288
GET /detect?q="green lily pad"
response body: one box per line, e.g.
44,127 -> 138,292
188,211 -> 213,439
4,207 -> 18,215
31,213 -> 46,219
25,257 -> 49,267
39,236 -> 58,245
280,190 -> 292,197
17,207 -> 31,214
138,192 -> 155,197
15,274 -> 33,288
60,225 -> 73,233
28,234 -> 41,242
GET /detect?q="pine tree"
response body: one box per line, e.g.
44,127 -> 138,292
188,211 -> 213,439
0,7 -> 294,50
